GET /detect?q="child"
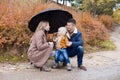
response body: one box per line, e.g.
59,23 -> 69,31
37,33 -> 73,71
52,27 -> 72,71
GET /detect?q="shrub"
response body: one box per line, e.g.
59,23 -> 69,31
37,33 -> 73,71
98,40 -> 116,50
98,14 -> 114,30
113,9 -> 120,24
0,0 -> 45,55
80,12 -> 109,46
0,26 -> 31,54
0,51 -> 28,63
0,1 -> 113,60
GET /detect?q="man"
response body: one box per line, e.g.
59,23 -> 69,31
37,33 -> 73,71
66,18 -> 87,71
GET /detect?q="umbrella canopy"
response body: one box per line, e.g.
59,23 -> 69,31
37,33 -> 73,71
28,9 -> 73,33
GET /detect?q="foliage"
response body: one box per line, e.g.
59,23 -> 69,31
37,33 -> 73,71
71,0 -> 83,8
78,0 -> 117,15
98,14 -> 114,30
113,8 -> 120,24
84,40 -> 116,53
0,27 -> 31,50
0,0 -> 115,62
0,0 -> 46,55
0,44 -> 29,63
0,52 -> 28,63
97,40 -> 116,50
80,12 -> 109,46
116,0 -> 120,3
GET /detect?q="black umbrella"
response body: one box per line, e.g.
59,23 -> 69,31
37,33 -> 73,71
28,9 -> 73,33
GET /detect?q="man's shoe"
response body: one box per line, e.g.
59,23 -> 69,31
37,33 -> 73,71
78,65 -> 87,71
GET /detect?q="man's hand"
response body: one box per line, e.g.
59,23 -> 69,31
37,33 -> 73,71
66,41 -> 72,47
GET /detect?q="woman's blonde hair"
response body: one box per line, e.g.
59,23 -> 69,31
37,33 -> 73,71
35,21 -> 49,32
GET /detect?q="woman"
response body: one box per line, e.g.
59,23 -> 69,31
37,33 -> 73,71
27,21 -> 53,72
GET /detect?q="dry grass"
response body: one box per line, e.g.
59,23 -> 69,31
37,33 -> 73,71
98,14 -> 114,30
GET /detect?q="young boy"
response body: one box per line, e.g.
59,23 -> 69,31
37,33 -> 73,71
52,27 -> 72,71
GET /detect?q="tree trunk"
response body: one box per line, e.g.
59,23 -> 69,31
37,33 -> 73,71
63,0 -> 65,5
57,0 -> 58,4
64,0 -> 67,5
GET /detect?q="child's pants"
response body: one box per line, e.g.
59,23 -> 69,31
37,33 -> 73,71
55,48 -> 70,64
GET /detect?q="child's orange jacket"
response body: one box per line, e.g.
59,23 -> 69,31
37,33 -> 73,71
59,36 -> 69,49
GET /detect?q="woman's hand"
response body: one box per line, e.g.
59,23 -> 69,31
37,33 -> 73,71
48,42 -> 54,48
53,37 -> 58,42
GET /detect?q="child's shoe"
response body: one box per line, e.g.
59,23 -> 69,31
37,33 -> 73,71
51,63 -> 59,69
67,64 -> 72,71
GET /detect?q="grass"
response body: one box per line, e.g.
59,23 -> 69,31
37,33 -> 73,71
98,40 -> 116,50
0,40 -> 116,63
85,40 -> 116,53
0,53 -> 28,64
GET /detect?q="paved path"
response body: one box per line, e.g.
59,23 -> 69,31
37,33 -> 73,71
0,25 -> 120,80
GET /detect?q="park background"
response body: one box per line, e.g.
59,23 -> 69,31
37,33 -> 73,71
0,0 -> 120,63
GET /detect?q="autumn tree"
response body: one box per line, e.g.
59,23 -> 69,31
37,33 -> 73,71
72,0 -> 120,16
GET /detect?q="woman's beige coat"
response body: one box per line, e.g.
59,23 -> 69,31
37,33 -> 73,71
27,30 -> 52,67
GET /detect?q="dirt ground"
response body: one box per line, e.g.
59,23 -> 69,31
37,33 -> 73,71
0,25 -> 120,80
